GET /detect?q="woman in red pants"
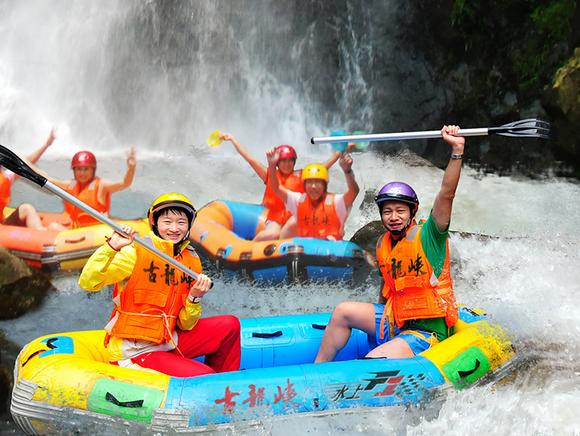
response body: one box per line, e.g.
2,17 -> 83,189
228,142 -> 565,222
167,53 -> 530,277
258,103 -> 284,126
79,193 -> 241,377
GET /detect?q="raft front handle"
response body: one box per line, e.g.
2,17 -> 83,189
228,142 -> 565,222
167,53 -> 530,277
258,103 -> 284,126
251,331 -> 283,338
105,392 -> 144,408
64,236 -> 87,244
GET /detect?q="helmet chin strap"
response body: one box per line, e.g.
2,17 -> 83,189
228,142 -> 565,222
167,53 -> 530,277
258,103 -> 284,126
173,232 -> 192,257
151,224 -> 191,255
388,216 -> 413,236
173,237 -> 188,257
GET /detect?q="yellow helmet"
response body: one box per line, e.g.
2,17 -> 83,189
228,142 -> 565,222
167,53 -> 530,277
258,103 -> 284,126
148,193 -> 197,230
302,164 -> 329,183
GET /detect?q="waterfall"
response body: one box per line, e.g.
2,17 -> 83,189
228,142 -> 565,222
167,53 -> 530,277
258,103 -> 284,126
2,1 -> 580,435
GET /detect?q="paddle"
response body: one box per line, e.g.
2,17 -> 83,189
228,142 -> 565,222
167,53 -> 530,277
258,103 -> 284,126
207,130 -> 222,147
311,119 -> 558,145
330,130 -> 349,153
328,130 -> 370,152
352,131 -> 370,150
0,144 -> 202,282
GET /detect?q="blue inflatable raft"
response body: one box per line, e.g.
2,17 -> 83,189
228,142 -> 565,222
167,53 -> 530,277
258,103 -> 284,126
11,307 -> 517,434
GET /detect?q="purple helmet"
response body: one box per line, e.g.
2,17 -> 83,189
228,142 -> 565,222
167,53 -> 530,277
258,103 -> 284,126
374,182 -> 419,214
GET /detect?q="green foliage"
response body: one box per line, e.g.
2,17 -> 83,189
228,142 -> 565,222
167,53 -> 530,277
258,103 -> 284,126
450,1 -> 485,51
451,0 -> 576,89
531,0 -> 575,41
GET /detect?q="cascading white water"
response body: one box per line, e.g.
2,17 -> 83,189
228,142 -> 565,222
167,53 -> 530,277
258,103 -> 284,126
2,1 -> 580,435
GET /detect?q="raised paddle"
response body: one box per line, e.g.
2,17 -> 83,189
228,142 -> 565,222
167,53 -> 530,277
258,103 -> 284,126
0,144 -> 203,282
311,119 -> 558,145
207,130 -> 222,147
351,130 -> 370,150
330,130 -> 349,153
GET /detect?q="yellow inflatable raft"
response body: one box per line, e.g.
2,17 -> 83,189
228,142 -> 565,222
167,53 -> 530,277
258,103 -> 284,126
10,308 -> 517,435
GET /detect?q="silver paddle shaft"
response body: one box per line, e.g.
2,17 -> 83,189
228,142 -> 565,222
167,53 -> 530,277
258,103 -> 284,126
311,128 -> 489,144
44,181 -> 200,281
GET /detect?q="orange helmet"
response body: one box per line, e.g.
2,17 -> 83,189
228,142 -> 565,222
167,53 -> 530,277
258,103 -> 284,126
71,151 -> 97,169
277,145 -> 297,161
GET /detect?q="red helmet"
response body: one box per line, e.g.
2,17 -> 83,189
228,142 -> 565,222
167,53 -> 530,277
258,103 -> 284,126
276,145 -> 297,161
71,151 -> 97,169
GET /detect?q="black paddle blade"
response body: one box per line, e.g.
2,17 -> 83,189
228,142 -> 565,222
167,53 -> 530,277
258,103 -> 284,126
0,144 -> 47,187
490,119 -> 558,140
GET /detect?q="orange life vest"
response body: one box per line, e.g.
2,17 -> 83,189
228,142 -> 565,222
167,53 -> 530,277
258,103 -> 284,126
376,224 -> 458,330
296,192 -> 343,240
0,171 -> 11,220
64,178 -> 110,227
107,236 -> 202,345
262,169 -> 303,225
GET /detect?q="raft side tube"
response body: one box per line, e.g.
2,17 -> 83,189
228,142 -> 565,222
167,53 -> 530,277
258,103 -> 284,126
0,210 -> 150,270
221,200 -> 268,239
165,355 -> 446,426
10,308 -> 516,434
14,331 -> 170,412
239,313 -> 372,370
420,319 -> 516,387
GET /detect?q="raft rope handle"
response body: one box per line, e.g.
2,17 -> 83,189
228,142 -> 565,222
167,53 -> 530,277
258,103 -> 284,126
64,236 -> 87,244
21,349 -> 43,367
105,392 -> 144,408
251,331 -> 283,338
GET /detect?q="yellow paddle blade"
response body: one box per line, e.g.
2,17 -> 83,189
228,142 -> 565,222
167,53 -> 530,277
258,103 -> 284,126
207,130 -> 222,147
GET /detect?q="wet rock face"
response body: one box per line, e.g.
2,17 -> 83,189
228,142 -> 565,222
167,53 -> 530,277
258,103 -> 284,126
47,0 -> 578,177
0,248 -> 54,418
543,47 -> 580,165
0,333 -> 20,416
0,246 -> 54,320
549,48 -> 580,125
350,220 -> 384,256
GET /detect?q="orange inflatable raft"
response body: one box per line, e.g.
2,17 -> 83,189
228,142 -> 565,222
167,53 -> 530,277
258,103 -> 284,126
0,207 -> 149,270
189,200 -> 376,284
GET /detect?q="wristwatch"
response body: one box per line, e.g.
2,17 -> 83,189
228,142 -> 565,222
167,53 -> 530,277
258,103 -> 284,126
189,296 -> 203,303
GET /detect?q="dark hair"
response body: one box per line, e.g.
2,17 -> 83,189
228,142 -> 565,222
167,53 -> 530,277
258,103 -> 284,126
152,206 -> 192,227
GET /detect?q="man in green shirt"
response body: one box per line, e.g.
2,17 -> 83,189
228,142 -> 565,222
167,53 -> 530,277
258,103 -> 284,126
315,125 -> 465,362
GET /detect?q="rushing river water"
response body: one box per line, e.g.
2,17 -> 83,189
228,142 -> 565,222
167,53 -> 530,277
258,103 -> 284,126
2,1 -> 580,435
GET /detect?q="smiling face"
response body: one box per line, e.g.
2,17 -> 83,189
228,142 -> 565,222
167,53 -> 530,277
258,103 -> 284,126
156,209 -> 191,243
73,165 -> 95,184
380,201 -> 412,234
304,178 -> 327,203
277,157 -> 296,175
